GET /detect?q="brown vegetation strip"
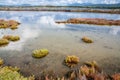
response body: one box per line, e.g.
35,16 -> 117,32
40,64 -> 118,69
37,61 -> 120,80
56,18 -> 120,26
0,7 -> 120,14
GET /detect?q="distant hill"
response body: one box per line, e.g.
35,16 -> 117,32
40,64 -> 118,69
68,3 -> 120,8
68,3 -> 93,6
0,3 -> 120,8
89,3 -> 120,7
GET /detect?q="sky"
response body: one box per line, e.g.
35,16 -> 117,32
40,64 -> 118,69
0,0 -> 120,6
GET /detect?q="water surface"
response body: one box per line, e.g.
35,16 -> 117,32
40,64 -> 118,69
0,11 -> 120,77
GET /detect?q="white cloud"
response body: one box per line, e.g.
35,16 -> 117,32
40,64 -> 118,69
103,0 -> 119,4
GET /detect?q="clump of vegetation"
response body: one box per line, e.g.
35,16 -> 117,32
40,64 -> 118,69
8,20 -> 20,30
32,49 -> 49,58
66,61 -> 103,80
112,73 -> 120,80
0,19 -> 20,30
82,36 -> 93,43
0,35 -> 20,47
0,39 -> 9,46
0,58 -> 3,66
0,58 -> 34,80
66,60 -> 120,80
41,60 -> 120,80
65,55 -> 79,68
3,35 -> 20,41
84,60 -> 98,68
80,61 -> 100,76
0,66 -> 34,80
0,19 -> 20,47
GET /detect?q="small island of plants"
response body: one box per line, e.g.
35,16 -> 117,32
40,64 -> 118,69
0,39 -> 9,47
3,35 -> 20,41
32,49 -> 49,58
0,19 -> 20,30
56,18 -> 120,26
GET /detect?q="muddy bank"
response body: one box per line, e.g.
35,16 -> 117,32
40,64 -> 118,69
56,18 -> 120,26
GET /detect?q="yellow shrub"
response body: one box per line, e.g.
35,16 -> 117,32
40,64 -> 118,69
0,66 -> 34,80
0,39 -> 9,46
82,37 -> 93,43
65,55 -> 79,68
3,35 -> 20,41
32,49 -> 49,58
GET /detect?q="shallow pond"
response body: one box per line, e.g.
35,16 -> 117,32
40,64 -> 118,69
0,11 -> 120,77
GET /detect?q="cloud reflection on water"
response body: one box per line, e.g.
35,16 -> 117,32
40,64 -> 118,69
0,14 -> 66,51
0,11 -> 120,51
0,24 -> 41,51
110,27 -> 120,35
37,16 -> 66,28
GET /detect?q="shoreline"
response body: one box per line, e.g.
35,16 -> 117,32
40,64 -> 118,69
0,7 -> 120,14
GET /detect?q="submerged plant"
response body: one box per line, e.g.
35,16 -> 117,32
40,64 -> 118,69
0,66 -> 34,80
66,61 -> 107,80
80,65 -> 91,76
3,35 -> 20,41
0,39 -> 9,46
84,61 -> 98,67
80,61 -> 101,76
112,73 -> 120,80
65,55 -> 79,68
32,49 -> 49,58
82,36 -> 93,43
0,58 -> 34,80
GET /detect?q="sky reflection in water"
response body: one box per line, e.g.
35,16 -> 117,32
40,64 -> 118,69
0,11 -> 120,76
0,11 -> 120,51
